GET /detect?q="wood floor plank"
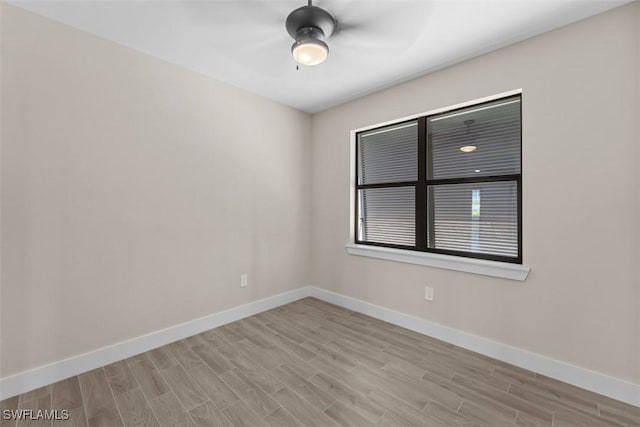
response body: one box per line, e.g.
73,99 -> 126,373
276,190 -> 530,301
350,311 -> 397,331
51,376 -> 83,410
270,346 -> 318,380
307,355 -> 377,396
264,407 -> 298,427
187,365 -> 239,411
125,353 -> 150,366
351,364 -> 443,411
184,334 -> 212,349
451,346 -> 507,371
114,387 -> 159,426
215,343 -> 242,361
370,326 -> 426,351
200,330 -> 228,348
272,365 -> 335,412
17,394 -> 52,427
168,338 -> 192,353
553,407 -> 623,427
77,369 -> 116,419
161,364 -> 207,411
129,359 -> 170,400
220,400 -> 263,427
414,333 -> 455,353
303,325 -> 338,345
233,324 -> 275,349
376,410 -> 422,427
271,387 -> 337,427
219,369 -> 279,417
457,399 -> 517,426
451,373 -> 553,424
492,364 -> 537,386
172,348 -> 204,370
382,358 -> 428,380
229,354 -> 283,395
597,400 -> 640,427
309,371 -> 385,424
447,363 -> 512,392
168,342 -> 204,371
270,313 -> 320,338
189,401 -> 232,427
84,404 -> 123,427
0,396 -> 19,427
57,406 -> 88,427
268,333 -> 316,361
148,392 -> 194,427
192,344 -> 233,376
104,360 -> 137,396
234,341 -> 282,372
521,374 -> 602,415
301,340 -> 358,370
264,322 -> 307,344
424,401 -> 481,426
216,326 -> 244,344
323,320 -> 390,350
324,400 -> 372,427
383,345 -> 456,381
367,388 -> 438,427
515,411 -> 551,426
508,382 -> 603,418
148,347 -> 178,370
325,338 -> 391,369
239,317 -> 275,338
17,386 -> 50,406
424,370 -> 520,416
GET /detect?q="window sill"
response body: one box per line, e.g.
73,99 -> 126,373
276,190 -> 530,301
345,244 -> 530,281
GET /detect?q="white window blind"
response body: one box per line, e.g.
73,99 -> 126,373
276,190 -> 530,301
428,181 -> 518,257
428,98 -> 521,179
359,187 -> 415,246
358,121 -> 418,185
357,121 -> 418,247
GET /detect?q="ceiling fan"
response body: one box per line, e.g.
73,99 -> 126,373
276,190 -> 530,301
183,1 -> 430,74
285,0 -> 336,67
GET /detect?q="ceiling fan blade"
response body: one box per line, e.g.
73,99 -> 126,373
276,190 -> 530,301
221,38 -> 298,77
328,0 -> 432,54
181,0 -> 286,32
179,1 -> 294,54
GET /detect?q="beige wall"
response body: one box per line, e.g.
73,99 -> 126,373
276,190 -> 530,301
311,2 -> 640,384
0,4 -> 311,376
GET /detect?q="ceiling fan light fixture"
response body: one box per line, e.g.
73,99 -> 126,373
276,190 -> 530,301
292,37 -> 328,66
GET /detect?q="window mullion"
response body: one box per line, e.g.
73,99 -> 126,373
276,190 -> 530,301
416,117 -> 427,250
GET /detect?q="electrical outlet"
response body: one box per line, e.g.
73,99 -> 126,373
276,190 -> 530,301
424,286 -> 434,302
240,274 -> 248,287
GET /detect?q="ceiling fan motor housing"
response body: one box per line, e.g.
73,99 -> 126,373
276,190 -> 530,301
286,5 -> 336,42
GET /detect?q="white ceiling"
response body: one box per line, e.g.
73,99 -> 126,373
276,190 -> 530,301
10,0 -> 631,113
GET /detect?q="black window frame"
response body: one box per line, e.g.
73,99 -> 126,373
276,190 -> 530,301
354,94 -> 522,264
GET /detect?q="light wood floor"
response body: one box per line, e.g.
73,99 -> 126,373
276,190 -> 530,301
1,298 -> 638,427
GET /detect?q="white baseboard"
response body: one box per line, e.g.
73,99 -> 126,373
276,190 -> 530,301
0,287 -> 310,401
308,286 -> 640,407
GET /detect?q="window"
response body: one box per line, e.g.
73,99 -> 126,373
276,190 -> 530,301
355,94 -> 522,264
